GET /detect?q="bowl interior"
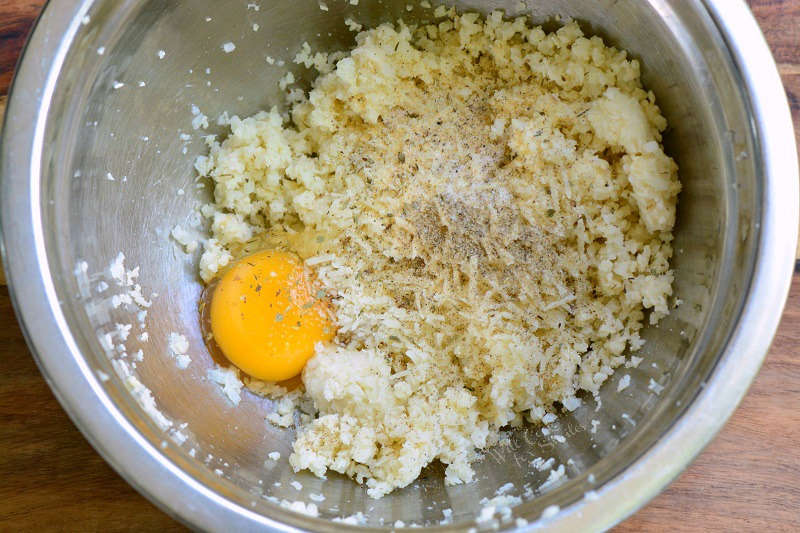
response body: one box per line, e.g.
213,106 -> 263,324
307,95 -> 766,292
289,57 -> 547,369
28,0 -> 759,528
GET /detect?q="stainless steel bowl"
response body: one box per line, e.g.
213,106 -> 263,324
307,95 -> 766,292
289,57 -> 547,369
1,0 -> 797,530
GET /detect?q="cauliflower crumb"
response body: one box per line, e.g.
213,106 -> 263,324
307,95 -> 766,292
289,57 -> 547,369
171,225 -> 199,253
496,482 -> 515,495
109,253 -> 125,283
212,212 -> 252,243
531,457 -> 555,472
333,511 -> 367,525
541,464 -> 566,490
626,355 -> 644,368
278,71 -> 295,90
199,238 -> 232,282
112,359 -> 172,431
115,323 -> 132,341
476,506 -> 496,524
648,378 -> 665,394
440,508 -> 453,524
562,396 -> 581,411
208,366 -> 244,405
281,500 -> 319,516
541,505 -> 560,519
168,332 -> 189,354
345,18 -> 362,32
168,332 -> 191,369
192,113 -> 209,130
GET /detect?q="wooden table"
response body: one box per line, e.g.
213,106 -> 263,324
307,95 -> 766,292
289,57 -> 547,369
0,1 -> 798,531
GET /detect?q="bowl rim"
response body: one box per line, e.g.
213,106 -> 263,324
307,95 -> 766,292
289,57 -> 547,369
1,0 -> 797,530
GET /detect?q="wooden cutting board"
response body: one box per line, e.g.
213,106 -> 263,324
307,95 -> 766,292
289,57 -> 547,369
0,1 -> 797,530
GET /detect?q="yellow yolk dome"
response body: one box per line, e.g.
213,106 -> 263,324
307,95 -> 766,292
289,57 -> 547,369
209,250 -> 334,382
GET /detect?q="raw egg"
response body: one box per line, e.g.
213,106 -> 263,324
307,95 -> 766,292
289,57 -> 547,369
209,250 -> 334,381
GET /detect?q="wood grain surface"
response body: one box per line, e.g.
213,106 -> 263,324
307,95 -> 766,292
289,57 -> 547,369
0,1 -> 798,531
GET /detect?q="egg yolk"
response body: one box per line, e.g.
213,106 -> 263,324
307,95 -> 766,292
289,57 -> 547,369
209,250 -> 334,381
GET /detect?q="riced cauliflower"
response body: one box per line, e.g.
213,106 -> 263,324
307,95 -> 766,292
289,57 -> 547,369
195,9 -> 679,498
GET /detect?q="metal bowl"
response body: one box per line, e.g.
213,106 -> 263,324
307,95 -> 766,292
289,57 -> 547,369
1,0 -> 797,530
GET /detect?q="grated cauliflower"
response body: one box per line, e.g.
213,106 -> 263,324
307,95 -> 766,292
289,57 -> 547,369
196,10 -> 679,498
